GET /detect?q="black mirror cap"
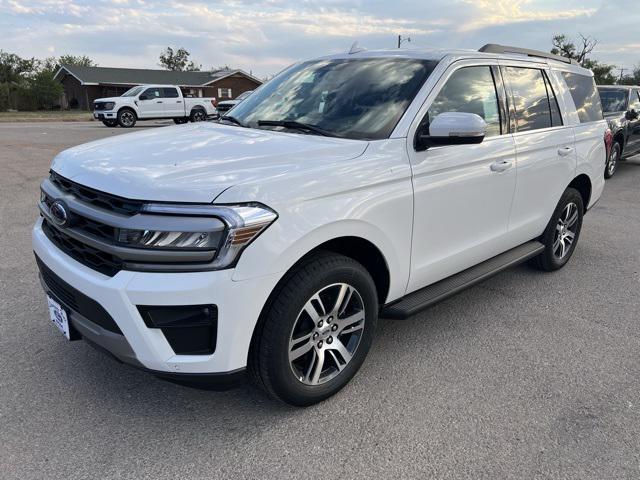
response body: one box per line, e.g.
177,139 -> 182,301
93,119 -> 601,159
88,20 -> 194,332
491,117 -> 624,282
414,124 -> 485,151
626,109 -> 639,120
139,94 -> 148,101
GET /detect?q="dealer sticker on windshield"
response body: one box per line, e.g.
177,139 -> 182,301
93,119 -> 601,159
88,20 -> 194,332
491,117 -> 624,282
47,296 -> 71,340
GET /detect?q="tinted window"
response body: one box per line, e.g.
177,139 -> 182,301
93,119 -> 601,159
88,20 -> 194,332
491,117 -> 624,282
230,58 -> 438,140
162,88 -> 179,98
561,72 -> 603,123
142,88 -> 161,99
599,89 -> 629,113
543,72 -> 562,127
505,67 -> 552,132
629,90 -> 640,112
427,66 -> 501,137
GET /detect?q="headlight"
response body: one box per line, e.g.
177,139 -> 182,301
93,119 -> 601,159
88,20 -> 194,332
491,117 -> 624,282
117,203 -> 278,269
104,102 -> 115,110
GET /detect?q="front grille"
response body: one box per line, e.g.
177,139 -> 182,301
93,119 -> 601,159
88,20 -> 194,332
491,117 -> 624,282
42,220 -> 122,277
50,171 -> 143,216
216,104 -> 233,112
36,255 -> 123,335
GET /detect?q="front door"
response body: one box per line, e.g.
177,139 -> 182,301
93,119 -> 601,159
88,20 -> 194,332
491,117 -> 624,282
407,62 -> 517,292
626,89 -> 640,155
137,87 -> 163,118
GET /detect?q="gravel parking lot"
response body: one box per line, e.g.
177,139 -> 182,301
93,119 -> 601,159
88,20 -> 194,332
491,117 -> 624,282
1,121 -> 639,479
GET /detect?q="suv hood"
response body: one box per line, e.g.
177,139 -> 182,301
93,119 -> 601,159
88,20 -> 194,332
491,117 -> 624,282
94,97 -> 122,103
51,122 -> 368,203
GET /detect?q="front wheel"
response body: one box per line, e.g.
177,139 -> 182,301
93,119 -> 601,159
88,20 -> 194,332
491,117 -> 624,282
605,142 -> 620,179
249,252 -> 378,406
117,109 -> 136,128
529,188 -> 584,271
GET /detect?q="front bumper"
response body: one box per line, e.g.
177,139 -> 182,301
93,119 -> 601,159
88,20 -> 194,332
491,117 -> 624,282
93,111 -> 116,120
33,218 -> 279,378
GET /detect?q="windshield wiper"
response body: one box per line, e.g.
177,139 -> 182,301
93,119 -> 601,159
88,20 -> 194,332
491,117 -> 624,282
257,120 -> 340,138
219,115 -> 246,127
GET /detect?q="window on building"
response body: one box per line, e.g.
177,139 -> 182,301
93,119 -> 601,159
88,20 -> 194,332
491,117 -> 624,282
427,66 -> 502,137
218,88 -> 233,99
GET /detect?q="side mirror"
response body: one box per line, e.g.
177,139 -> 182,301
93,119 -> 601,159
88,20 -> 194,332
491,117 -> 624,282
415,112 -> 487,151
138,94 -> 149,101
626,109 -> 638,120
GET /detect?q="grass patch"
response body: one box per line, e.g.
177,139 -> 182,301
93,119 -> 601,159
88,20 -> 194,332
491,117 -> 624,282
0,111 -> 93,122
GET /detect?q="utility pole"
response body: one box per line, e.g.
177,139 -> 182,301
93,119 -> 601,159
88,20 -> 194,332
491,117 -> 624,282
618,68 -> 626,83
397,35 -> 411,48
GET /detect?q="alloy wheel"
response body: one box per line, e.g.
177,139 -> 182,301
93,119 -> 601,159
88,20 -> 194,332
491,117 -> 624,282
607,146 -> 619,176
553,202 -> 579,259
121,111 -> 135,127
288,283 -> 365,386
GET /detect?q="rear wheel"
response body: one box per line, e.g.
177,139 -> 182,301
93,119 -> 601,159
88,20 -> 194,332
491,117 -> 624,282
117,109 -> 136,128
101,119 -> 118,127
605,141 -> 620,179
173,117 -> 189,125
529,188 -> 584,271
249,252 -> 378,406
190,108 -> 206,122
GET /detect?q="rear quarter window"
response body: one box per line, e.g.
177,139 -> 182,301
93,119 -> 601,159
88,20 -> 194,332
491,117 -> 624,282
561,72 -> 603,123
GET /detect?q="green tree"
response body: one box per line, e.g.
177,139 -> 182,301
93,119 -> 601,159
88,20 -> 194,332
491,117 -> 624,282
582,59 -> 617,85
159,47 -> 200,71
58,54 -> 97,67
618,66 -> 640,86
0,50 -> 36,83
551,33 -> 597,66
29,69 -> 63,109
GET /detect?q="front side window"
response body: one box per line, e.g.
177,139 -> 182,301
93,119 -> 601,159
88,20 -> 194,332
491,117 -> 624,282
427,66 -> 501,137
505,67 -> 553,132
561,72 -> 603,123
629,90 -> 640,112
229,58 -> 438,140
142,88 -> 161,99
598,88 -> 629,113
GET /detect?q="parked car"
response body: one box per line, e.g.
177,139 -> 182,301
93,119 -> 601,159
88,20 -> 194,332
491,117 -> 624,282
93,85 -> 217,128
34,44 -> 607,406
597,85 -> 640,178
215,90 -> 254,116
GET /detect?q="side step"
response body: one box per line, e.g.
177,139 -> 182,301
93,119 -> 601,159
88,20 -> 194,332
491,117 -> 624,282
380,241 -> 545,320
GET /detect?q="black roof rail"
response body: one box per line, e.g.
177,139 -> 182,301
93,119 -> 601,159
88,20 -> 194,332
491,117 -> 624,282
479,44 -> 579,65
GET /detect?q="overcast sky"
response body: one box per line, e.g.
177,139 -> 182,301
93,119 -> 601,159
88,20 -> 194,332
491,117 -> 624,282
1,0 -> 638,78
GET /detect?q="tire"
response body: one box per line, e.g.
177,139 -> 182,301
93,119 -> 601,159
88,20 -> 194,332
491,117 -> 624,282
529,187 -> 584,271
117,108 -> 136,128
249,252 -> 378,406
101,119 -> 118,127
190,108 -> 206,122
173,117 -> 189,125
605,141 -> 621,179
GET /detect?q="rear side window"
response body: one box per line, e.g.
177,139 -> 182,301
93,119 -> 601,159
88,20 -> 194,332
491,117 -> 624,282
504,67 -> 553,132
428,66 -> 502,137
162,88 -> 179,98
598,89 -> 628,113
561,72 -> 603,123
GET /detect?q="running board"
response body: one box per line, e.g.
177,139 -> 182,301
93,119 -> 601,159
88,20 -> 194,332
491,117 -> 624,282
380,241 -> 545,320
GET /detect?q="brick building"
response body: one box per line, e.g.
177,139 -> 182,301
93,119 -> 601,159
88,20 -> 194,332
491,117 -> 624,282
54,65 -> 262,110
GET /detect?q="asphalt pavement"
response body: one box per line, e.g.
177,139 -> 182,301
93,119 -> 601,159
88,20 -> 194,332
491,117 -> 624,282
1,121 -> 639,479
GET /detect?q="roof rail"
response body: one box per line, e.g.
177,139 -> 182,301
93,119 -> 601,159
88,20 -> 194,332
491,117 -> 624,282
479,44 -> 579,65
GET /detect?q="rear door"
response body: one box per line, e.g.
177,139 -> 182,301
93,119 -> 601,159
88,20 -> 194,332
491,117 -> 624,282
406,61 -> 518,291
137,87 -> 163,118
626,89 -> 640,155
501,63 -> 576,245
162,87 -> 184,117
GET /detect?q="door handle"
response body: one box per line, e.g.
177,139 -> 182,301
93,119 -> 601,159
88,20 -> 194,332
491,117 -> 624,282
557,146 -> 574,157
490,160 -> 513,172
177,100 -> 182,103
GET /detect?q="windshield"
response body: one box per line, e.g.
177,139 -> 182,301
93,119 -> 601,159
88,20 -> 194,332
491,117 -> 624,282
121,86 -> 145,97
229,58 -> 438,140
236,91 -> 252,101
599,89 -> 628,113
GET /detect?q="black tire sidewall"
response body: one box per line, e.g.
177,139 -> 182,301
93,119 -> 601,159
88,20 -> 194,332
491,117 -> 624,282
262,255 -> 378,406
539,188 -> 584,270
190,109 -> 205,122
117,109 -> 136,128
605,142 -> 621,178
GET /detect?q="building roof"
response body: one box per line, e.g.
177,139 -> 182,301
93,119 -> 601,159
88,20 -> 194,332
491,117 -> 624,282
54,65 -> 262,87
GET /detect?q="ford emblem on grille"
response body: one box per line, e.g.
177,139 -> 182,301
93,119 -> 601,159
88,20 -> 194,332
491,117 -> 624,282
50,199 -> 70,227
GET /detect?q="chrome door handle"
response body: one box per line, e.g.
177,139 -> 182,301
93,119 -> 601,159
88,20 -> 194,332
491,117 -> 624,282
490,160 -> 513,172
557,146 -> 574,157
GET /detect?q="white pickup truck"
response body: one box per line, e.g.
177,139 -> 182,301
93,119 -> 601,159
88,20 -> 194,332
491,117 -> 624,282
93,84 -> 217,128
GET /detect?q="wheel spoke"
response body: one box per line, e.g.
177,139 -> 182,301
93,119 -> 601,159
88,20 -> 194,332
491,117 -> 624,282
559,238 -> 567,258
309,349 -> 325,384
565,210 -> 578,228
302,294 -> 325,321
329,339 -> 352,366
289,332 -> 313,362
337,311 -> 364,333
331,284 -> 351,315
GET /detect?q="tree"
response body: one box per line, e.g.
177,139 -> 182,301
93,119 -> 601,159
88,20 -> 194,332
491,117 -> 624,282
618,66 -> 640,86
58,54 -> 97,67
582,59 -> 617,85
551,33 -> 597,66
28,69 -> 63,109
0,51 -> 36,83
158,47 -> 200,71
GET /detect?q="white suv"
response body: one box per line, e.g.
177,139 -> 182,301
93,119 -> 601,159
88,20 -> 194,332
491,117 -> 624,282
34,44 -> 607,406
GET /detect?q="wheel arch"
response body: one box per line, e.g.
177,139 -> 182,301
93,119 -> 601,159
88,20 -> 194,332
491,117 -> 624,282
117,105 -> 137,117
568,174 -> 591,213
613,131 -> 625,155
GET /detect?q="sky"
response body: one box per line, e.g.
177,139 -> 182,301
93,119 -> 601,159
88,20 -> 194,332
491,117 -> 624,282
0,0 -> 638,78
